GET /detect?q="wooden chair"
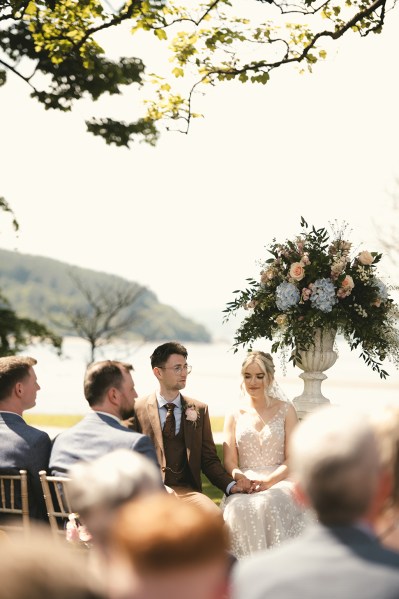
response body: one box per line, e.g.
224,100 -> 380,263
0,469 -> 30,534
39,470 -> 72,538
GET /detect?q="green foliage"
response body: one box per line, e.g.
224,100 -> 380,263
0,198 -> 61,356
0,291 -> 62,357
0,0 -> 391,142
0,197 -> 19,232
224,218 -> 399,378
0,0 -> 159,146
0,248 -> 212,343
86,116 -> 159,147
135,0 -> 390,131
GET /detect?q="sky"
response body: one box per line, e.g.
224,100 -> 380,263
1,2 -> 399,338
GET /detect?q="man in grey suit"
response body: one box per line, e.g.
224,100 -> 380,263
50,360 -> 159,477
233,405 -> 399,599
0,356 -> 51,521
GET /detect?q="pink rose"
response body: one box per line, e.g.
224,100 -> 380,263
337,275 -> 354,298
341,274 -> 354,290
289,262 -> 305,281
358,251 -> 374,265
301,287 -> 312,301
185,407 -> 198,423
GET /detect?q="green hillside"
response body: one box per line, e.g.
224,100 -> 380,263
0,248 -> 211,342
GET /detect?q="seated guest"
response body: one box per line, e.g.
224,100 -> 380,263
107,493 -> 232,599
67,449 -> 165,587
0,356 -> 50,521
233,405 -> 399,599
67,448 -> 164,548
49,360 -> 159,476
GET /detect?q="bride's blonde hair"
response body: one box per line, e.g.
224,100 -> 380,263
241,351 -> 275,407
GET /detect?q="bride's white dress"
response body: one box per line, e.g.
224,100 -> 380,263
221,402 -> 312,559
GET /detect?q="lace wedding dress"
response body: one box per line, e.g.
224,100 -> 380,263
221,402 -> 313,559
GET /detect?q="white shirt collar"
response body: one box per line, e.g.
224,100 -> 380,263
156,392 -> 181,409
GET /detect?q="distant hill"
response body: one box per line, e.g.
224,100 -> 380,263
0,248 -> 211,342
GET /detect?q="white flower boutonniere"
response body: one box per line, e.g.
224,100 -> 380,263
185,404 -> 200,427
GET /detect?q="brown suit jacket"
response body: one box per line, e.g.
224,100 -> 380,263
134,393 -> 234,493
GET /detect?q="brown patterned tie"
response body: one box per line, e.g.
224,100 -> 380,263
163,403 -> 176,438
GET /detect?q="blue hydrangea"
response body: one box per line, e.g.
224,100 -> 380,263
310,278 -> 337,313
275,281 -> 300,311
374,279 -> 389,302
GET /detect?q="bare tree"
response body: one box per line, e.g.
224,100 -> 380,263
54,272 -> 147,363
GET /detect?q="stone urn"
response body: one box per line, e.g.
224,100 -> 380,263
292,328 -> 337,420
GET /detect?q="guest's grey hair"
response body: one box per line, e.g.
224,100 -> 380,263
290,405 -> 380,525
67,449 -> 163,541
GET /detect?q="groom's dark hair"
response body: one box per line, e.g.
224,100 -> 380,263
150,342 -> 188,369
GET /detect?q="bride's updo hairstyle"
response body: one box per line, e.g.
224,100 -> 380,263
241,351 -> 276,407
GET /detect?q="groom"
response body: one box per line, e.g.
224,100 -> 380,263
132,341 -> 249,516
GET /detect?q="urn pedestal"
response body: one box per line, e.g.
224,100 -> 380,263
292,328 -> 337,420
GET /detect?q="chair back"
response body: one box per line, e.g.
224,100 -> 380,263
0,470 -> 30,534
39,470 -> 72,538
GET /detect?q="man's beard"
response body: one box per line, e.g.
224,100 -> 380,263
119,404 -> 136,421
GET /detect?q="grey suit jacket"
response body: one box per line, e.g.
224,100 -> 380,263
0,412 -> 51,521
49,411 -> 159,476
233,522 -> 399,599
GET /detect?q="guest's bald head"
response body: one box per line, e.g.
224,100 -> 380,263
290,406 -> 380,525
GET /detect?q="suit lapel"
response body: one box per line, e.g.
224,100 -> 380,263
181,396 -> 193,461
147,394 -> 164,452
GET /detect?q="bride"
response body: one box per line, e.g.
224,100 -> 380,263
221,350 -> 312,559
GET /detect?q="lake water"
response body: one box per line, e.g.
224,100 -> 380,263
28,336 -> 399,418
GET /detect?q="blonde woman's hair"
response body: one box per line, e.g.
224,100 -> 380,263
241,350 -> 275,407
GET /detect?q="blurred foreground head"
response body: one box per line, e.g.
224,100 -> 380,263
0,526 -> 104,599
67,448 -> 163,543
370,404 -> 399,510
108,493 -> 231,599
290,405 -> 380,526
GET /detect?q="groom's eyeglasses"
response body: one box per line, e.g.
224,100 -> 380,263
158,364 -> 192,375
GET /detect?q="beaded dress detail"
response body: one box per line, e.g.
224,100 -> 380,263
221,402 -> 312,559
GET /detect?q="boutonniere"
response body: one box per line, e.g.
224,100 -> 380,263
185,404 -> 200,427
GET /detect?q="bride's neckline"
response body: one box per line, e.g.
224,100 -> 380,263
244,401 -> 282,427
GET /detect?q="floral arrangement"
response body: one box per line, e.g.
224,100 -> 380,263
185,404 -> 200,426
224,218 -> 399,378
65,512 -> 92,548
